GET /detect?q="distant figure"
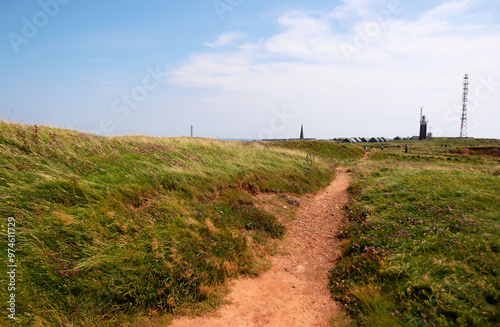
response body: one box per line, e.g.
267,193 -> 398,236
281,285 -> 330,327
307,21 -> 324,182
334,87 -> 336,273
405,144 -> 408,153
381,144 -> 384,150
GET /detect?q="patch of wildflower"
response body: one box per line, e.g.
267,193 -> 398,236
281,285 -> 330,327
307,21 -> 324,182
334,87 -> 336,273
70,157 -> 105,174
16,159 -> 36,171
48,252 -> 79,284
329,163 -> 499,326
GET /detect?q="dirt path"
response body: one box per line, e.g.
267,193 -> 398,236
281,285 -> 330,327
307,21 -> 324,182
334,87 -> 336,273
170,168 -> 350,327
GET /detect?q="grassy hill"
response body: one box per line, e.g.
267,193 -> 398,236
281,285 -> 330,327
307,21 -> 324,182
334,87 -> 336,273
0,121 -> 363,326
2,120 -> 498,326
330,139 -> 500,326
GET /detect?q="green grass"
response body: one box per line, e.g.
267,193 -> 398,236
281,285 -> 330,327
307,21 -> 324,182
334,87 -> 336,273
263,140 -> 364,164
330,141 -> 500,326
0,121 -> 360,326
3,122 -> 497,326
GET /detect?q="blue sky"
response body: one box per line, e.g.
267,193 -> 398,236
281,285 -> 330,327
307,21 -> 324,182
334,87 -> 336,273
1,0 -> 499,139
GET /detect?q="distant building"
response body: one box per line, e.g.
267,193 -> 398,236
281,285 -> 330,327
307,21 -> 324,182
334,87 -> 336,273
343,137 -> 362,143
342,137 -> 392,143
419,114 -> 428,140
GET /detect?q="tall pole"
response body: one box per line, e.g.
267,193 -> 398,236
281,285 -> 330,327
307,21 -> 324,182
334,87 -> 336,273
190,125 -> 193,138
460,74 -> 469,138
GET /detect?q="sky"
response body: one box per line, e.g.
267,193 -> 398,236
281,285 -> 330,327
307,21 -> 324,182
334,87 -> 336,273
1,0 -> 499,139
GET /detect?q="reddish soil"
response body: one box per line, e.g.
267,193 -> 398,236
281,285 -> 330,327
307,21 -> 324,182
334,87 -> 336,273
448,146 -> 500,157
466,147 -> 500,157
169,168 -> 350,327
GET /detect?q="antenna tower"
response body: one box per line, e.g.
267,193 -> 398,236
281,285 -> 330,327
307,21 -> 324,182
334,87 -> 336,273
460,74 -> 469,138
190,125 -> 193,137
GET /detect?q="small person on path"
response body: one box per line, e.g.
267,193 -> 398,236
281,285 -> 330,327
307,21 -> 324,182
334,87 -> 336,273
405,144 -> 408,153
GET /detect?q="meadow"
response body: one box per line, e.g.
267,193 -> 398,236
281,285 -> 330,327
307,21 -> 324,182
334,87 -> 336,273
330,138 -> 500,326
1,120 -> 498,326
0,121 -> 363,326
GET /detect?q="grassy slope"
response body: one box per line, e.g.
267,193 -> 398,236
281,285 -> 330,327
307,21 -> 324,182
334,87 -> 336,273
263,140 -> 363,164
330,139 -> 500,326
0,121 -> 363,326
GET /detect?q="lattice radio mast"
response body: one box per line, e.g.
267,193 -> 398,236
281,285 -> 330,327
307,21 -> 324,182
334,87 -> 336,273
460,74 -> 469,138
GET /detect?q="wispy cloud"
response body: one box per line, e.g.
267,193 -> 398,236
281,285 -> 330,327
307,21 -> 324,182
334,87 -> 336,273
330,0 -> 395,21
203,31 -> 245,49
165,0 -> 500,138
264,11 -> 342,62
169,1 -> 499,87
420,0 -> 473,22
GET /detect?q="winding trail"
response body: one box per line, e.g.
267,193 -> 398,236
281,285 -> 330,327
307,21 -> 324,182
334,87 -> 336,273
170,167 -> 350,327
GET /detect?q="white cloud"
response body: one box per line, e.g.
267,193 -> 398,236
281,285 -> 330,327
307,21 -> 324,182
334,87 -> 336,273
264,11 -> 343,62
203,31 -> 245,49
332,0 -> 388,20
420,0 -> 473,22
166,1 -> 500,138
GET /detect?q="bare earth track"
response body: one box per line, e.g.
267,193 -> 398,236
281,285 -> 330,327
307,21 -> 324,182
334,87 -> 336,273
170,167 -> 350,327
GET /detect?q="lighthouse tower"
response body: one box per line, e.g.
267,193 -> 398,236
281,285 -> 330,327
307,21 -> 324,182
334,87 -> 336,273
419,108 -> 427,140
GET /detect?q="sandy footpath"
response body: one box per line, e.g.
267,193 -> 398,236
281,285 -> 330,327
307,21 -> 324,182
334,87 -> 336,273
169,168 -> 350,327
